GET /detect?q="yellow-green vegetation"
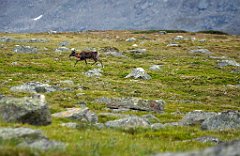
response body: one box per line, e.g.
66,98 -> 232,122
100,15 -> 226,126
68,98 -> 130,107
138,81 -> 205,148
0,31 -> 239,156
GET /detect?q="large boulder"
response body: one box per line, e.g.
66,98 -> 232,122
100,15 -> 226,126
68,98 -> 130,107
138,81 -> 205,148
10,82 -> 58,93
105,116 -> 150,128
218,60 -> 240,67
52,107 -> 98,123
154,140 -> 240,156
0,94 -> 51,125
125,68 -> 151,80
0,127 -> 65,151
201,111 -> 240,131
84,68 -> 102,77
95,97 -> 165,113
180,110 -> 217,125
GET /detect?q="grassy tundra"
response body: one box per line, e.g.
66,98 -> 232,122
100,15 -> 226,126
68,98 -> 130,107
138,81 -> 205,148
0,31 -> 239,156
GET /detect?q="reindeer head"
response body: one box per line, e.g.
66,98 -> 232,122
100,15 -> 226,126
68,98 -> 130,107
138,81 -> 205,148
69,48 -> 76,57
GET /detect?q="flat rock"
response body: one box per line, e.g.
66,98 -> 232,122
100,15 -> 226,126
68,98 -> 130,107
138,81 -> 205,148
190,49 -> 212,54
84,68 -> 102,77
193,136 -> 222,144
174,36 -> 184,41
52,107 -> 98,123
105,116 -> 150,128
128,49 -> 147,55
0,127 -> 65,151
167,43 -> 181,47
154,140 -> 240,156
96,97 -> 165,113
151,122 -> 180,130
201,111 -> 240,131
10,81 -> 58,93
126,37 -> 136,42
55,46 -> 69,53
180,110 -> 217,125
125,68 -> 151,80
149,65 -> 162,71
218,60 -> 240,67
0,94 -> 51,125
13,45 -> 38,53
60,122 -> 78,128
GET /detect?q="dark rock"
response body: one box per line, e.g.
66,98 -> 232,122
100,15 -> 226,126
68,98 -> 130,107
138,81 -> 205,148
0,94 -> 51,125
180,110 -> 217,125
10,82 -> 58,93
105,116 -> 150,128
13,45 -> 38,53
96,97 -> 165,113
154,140 -> 240,156
52,107 -> 98,123
201,111 -> 240,131
125,68 -> 151,80
0,127 -> 65,151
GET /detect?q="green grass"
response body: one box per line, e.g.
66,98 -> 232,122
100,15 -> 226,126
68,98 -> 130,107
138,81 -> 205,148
0,31 -> 240,155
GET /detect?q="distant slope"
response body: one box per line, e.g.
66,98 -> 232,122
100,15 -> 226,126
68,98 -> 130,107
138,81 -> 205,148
0,0 -> 240,34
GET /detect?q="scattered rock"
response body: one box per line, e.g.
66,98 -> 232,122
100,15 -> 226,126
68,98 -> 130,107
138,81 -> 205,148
126,37 -> 136,42
93,123 -> 105,129
95,97 -> 165,113
180,110 -> 217,125
199,39 -> 206,42
201,111 -> 240,131
125,68 -> 151,80
110,108 -> 130,113
149,65 -> 162,71
0,37 -> 48,43
84,68 -> 102,77
174,36 -> 184,41
52,107 -> 98,123
11,62 -> 18,66
105,116 -> 150,128
83,47 -> 97,52
190,49 -> 212,54
59,41 -> 70,47
193,136 -> 222,144
0,127 -> 65,151
0,94 -> 4,99
128,48 -> 147,55
151,122 -> 180,130
99,112 -> 129,119
59,80 -> 74,86
0,94 -> 51,125
55,46 -> 69,53
218,60 -> 240,67
167,43 -> 181,47
10,82 -> 58,93
132,44 -> 138,47
13,45 -> 38,53
101,46 -> 119,53
154,140 -> 240,156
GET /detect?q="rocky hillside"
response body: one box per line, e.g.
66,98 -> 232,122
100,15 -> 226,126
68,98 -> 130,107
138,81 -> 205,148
1,0 -> 240,34
0,30 -> 239,155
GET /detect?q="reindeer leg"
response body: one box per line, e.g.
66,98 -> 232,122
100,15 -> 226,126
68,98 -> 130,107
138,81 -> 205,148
84,59 -> 88,65
98,59 -> 103,68
74,60 -> 79,67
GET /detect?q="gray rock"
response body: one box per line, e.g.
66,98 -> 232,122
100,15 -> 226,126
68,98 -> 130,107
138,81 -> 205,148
193,136 -> 222,144
149,65 -> 162,71
218,60 -> 240,67
159,31 -> 167,35
190,49 -> 212,54
151,123 -> 165,130
99,112 -> 129,119
0,94 -> 4,99
154,140 -> 240,156
126,37 -> 136,42
180,110 -> 217,125
10,82 -> 58,93
0,94 -> 51,125
167,43 -> 181,47
93,123 -> 105,129
101,46 -> 119,53
128,49 -> 147,55
174,36 -> 184,41
0,37 -> 48,43
13,45 -> 38,53
52,107 -> 98,123
0,127 -> 65,151
125,68 -> 151,80
96,97 -> 165,113
59,80 -> 74,86
60,122 -> 78,128
84,68 -> 102,77
142,114 -> 160,123
83,47 -> 97,52
105,116 -> 150,128
55,46 -> 69,53
201,111 -> 240,131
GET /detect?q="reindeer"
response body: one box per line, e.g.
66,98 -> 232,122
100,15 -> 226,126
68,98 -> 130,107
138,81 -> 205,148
69,48 -> 103,68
